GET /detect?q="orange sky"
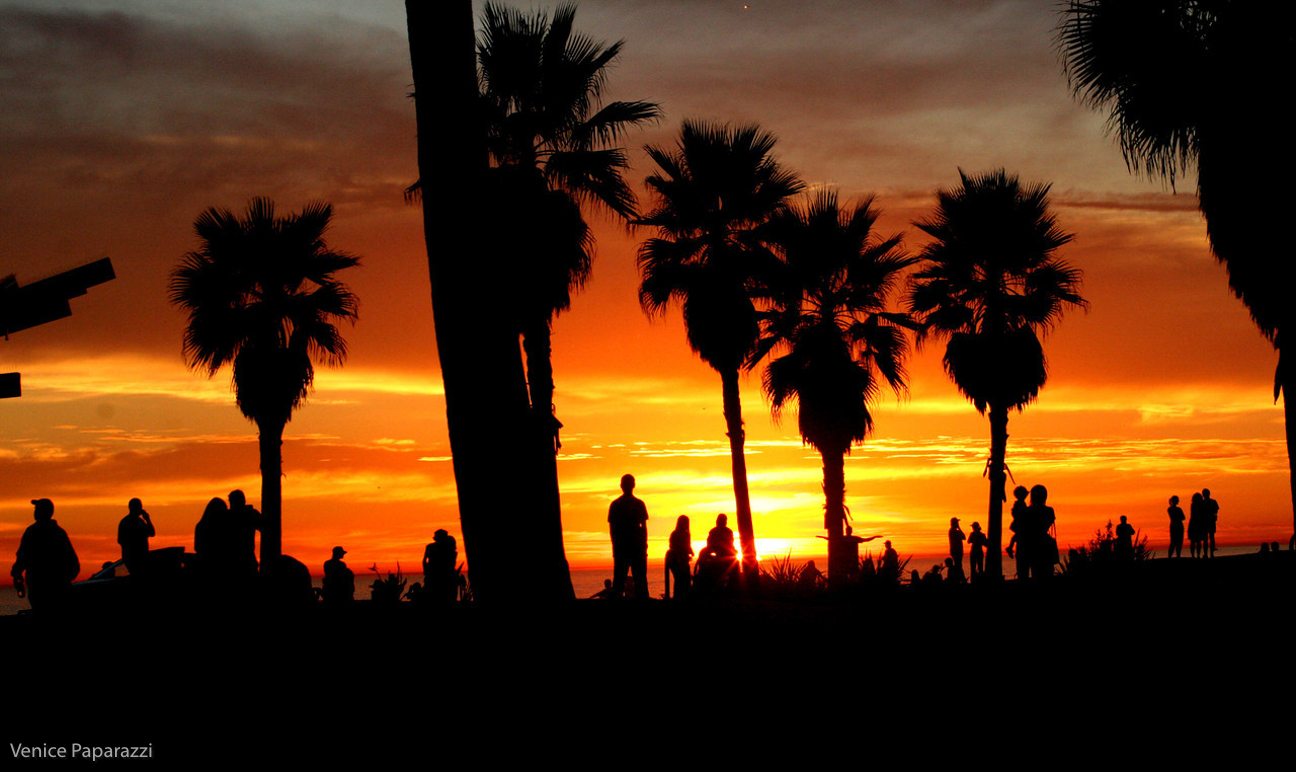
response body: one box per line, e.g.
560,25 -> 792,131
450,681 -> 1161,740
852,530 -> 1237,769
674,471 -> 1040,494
1,1 -> 1289,582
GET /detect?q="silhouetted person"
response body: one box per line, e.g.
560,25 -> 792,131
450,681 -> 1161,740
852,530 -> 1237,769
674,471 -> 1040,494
11,499 -> 79,611
880,540 -> 900,583
590,575 -> 614,601
608,474 -> 649,600
227,490 -> 261,574
422,529 -> 458,604
117,498 -> 154,577
194,497 -> 230,580
1007,486 -> 1029,580
1188,492 -> 1205,559
948,517 -> 965,577
1167,496 -> 1185,558
842,526 -> 880,583
1028,485 -> 1057,581
799,560 -> 824,588
968,522 -> 987,579
945,556 -> 964,584
665,515 -> 693,599
1115,515 -> 1135,562
322,546 -> 355,605
696,514 -> 738,592
1202,489 -> 1219,557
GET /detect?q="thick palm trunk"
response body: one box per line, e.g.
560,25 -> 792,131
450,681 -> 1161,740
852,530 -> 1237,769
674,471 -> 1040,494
407,0 -> 560,603
257,418 -> 285,565
986,404 -> 1009,580
720,367 -> 760,587
521,321 -> 575,599
821,448 -> 848,585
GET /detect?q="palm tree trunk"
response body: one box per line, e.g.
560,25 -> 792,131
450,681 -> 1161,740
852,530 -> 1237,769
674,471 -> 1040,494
1281,350 -> 1296,537
720,367 -> 760,588
821,448 -> 847,585
521,321 -> 575,599
986,403 -> 1009,580
257,418 -> 285,565
407,0 -> 548,603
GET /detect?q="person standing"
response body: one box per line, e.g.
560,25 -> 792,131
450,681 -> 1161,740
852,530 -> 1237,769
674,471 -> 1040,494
11,499 -> 80,610
608,474 -> 649,600
1188,492 -> 1204,558
1028,485 -> 1057,581
1115,515 -> 1135,561
665,515 -> 693,599
422,529 -> 458,604
1201,489 -> 1220,557
227,490 -> 261,575
948,517 -> 966,580
322,546 -> 355,604
117,498 -> 155,576
968,522 -> 987,580
1167,496 -> 1185,558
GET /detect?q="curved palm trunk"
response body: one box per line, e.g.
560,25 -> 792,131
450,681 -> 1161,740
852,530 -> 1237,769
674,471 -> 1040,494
257,418 -> 285,565
821,448 -> 848,585
985,403 -> 1009,580
521,321 -> 575,599
407,0 -> 563,603
720,367 -> 760,588
1281,350 -> 1296,537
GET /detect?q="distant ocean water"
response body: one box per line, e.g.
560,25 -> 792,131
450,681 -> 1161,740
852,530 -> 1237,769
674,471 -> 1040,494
0,544 -> 1274,615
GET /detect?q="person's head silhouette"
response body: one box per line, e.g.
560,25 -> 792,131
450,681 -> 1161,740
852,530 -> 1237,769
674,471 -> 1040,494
31,498 -> 54,522
620,474 -> 635,494
1030,485 -> 1048,506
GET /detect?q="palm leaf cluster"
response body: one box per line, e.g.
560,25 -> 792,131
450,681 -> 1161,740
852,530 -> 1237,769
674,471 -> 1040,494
909,169 -> 1084,414
170,198 -> 359,428
638,120 -> 804,373
759,191 -> 913,457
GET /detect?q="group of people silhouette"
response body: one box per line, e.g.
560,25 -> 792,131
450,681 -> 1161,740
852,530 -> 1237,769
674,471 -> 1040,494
604,473 -> 744,600
1166,489 -> 1220,559
8,490 -> 462,611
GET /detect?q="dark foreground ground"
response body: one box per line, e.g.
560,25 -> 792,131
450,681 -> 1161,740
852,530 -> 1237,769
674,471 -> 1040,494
3,552 -> 1291,767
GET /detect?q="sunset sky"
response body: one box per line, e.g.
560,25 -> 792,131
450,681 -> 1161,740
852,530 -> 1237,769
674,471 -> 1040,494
2,0 -> 1289,582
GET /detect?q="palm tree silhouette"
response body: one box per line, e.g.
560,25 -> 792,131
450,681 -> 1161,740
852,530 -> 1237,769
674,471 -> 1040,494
170,198 -> 359,565
479,0 -> 660,426
757,190 -> 914,583
638,120 -> 804,585
1059,2 -> 1296,533
907,170 -> 1085,581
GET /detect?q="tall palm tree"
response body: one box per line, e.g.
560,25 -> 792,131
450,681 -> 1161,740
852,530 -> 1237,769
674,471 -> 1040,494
406,0 -> 538,603
637,119 -> 804,586
907,169 -> 1085,580
478,1 -> 660,598
170,197 -> 359,565
479,1 -> 660,426
1059,2 -> 1296,534
757,190 -> 914,583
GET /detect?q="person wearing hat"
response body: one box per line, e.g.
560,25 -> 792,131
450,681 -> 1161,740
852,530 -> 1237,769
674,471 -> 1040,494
948,517 -> 966,582
321,546 -> 354,604
11,498 -> 80,610
117,498 -> 155,577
